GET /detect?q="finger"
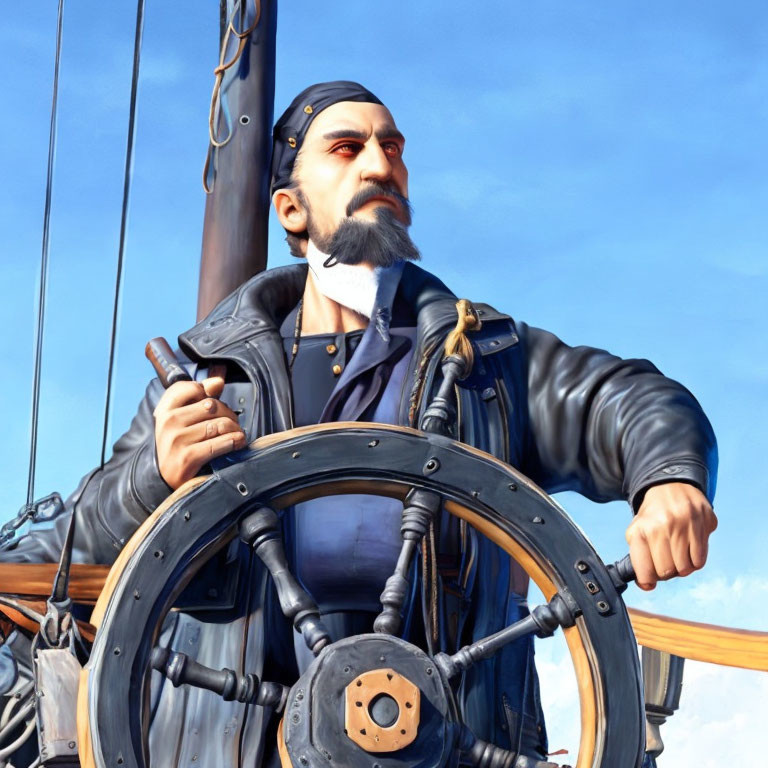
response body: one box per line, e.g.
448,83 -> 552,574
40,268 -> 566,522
670,526 -> 695,577
197,416 -> 243,442
689,502 -> 716,568
163,398 -> 241,429
689,519 -> 711,570
186,431 -> 247,466
648,534 -> 677,582
627,534 -> 657,591
197,397 -> 240,424
154,380 -> 208,414
202,374 -> 226,399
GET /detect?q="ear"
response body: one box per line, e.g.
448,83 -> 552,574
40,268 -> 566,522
272,188 -> 308,234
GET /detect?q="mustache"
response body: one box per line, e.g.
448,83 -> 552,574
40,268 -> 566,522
345,182 -> 413,224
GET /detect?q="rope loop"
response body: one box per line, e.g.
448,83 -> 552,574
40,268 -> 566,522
443,299 -> 482,376
204,0 -> 262,193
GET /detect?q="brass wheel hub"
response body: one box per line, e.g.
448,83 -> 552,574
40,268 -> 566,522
344,668 -> 421,752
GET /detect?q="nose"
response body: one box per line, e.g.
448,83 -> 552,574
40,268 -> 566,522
360,142 -> 393,183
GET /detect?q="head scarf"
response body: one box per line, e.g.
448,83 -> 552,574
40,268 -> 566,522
271,81 -> 383,195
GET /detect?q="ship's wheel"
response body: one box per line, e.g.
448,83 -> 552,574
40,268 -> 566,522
77,423 -> 644,768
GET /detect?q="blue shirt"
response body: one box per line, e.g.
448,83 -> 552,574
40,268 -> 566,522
278,264 -> 419,668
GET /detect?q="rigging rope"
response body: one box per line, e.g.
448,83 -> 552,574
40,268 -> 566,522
203,0 -> 262,193
26,0 -> 65,507
100,0 -> 146,467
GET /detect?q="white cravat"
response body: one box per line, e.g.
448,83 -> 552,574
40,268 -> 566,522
305,239 -> 381,319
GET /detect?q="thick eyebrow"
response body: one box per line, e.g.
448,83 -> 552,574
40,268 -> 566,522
375,127 -> 405,143
322,129 -> 368,142
321,127 -> 405,143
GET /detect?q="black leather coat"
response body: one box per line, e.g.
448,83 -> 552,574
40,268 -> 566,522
2,261 -> 716,563
1,262 -> 717,762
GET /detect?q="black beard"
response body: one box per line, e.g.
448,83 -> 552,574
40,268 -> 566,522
312,206 -> 421,268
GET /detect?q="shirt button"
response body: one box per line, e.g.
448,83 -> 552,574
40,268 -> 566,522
332,364 -> 342,375
326,343 -> 337,355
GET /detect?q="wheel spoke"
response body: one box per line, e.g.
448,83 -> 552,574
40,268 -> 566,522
458,724 -> 564,767
240,506 -> 331,654
150,647 -> 288,712
420,355 -> 466,435
435,591 -> 580,680
373,488 -> 442,635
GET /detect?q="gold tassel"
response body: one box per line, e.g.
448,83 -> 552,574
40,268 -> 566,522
443,299 -> 482,375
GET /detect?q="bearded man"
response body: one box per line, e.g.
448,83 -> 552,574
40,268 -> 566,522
1,82 -> 717,766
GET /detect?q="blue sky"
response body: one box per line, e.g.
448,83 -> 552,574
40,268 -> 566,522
1,2 -> 766,761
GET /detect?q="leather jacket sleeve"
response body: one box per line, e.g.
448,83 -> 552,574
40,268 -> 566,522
516,322 -> 717,509
0,379 -> 171,565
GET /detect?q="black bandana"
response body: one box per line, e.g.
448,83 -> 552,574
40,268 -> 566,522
271,81 -> 383,195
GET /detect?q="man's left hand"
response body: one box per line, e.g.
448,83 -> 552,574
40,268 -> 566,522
625,482 -> 717,591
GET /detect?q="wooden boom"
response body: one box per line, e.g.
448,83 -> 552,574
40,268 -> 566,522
2,562 -> 767,672
628,607 -> 768,672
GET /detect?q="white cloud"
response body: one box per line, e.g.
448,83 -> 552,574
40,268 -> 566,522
533,574 -> 768,765
536,635 -> 582,761
655,661 -> 768,767
537,641 -> 767,766
630,573 -> 768,632
686,575 -> 768,606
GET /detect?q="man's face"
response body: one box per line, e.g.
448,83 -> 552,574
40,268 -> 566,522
275,100 -> 420,266
295,100 -> 410,236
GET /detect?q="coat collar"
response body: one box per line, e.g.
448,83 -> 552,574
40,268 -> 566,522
179,262 -> 470,362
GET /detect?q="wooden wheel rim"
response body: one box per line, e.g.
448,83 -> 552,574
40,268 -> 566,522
78,423 -> 644,768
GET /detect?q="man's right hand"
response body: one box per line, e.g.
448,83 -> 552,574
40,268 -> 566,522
153,375 -> 247,490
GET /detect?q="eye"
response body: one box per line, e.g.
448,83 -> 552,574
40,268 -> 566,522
382,141 -> 402,157
332,141 -> 362,157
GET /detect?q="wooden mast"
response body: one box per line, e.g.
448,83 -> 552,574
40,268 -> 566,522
197,0 -> 278,321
